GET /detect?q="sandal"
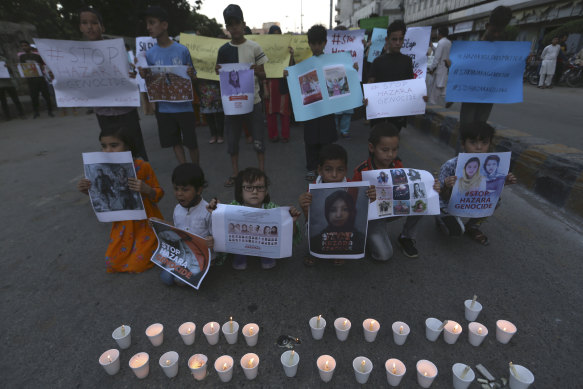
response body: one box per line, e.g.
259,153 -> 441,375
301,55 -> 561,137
224,176 -> 236,187
303,256 -> 316,267
465,228 -> 489,246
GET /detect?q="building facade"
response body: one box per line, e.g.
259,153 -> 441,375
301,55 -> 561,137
335,0 -> 404,27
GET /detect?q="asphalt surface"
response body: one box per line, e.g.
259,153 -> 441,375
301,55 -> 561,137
1,111 -> 582,388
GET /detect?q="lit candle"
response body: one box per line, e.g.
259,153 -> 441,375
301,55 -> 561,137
317,355 -> 336,382
392,362 -> 397,374
416,359 -> 437,388
112,325 -> 132,349
188,354 -> 208,381
240,353 -> 260,380
187,327 -> 192,334
129,352 -> 150,379
229,316 -> 233,333
214,355 -> 234,383
363,318 -> 380,342
343,319 -> 347,329
222,363 -> 228,371
289,350 -> 295,365
248,358 -> 255,368
165,359 -> 171,366
222,319 -> 239,344
281,350 -> 299,377
324,360 -> 330,371
443,320 -> 462,344
496,320 -> 517,344
211,323 -> 215,333
158,351 -> 179,378
145,323 -> 164,347
179,322 -> 196,345
369,320 -> 375,331
468,322 -> 488,347
310,315 -> 326,340
191,359 -> 203,369
99,349 -> 120,375
478,327 -> 483,334
360,360 -> 366,373
353,357 -> 373,384
386,358 -> 406,387
317,315 -> 321,328
242,323 -> 259,346
392,321 -> 410,345
453,324 -> 459,333
249,326 -> 254,336
107,355 -> 112,363
203,322 -> 220,345
399,325 -> 403,334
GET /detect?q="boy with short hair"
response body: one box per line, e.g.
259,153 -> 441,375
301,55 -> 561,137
216,4 -> 268,187
437,121 -> 517,245
79,6 -> 149,161
140,6 -> 199,164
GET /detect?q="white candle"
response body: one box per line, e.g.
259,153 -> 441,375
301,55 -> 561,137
508,363 -> 535,389
316,355 -> 336,382
188,354 -> 208,381
240,353 -> 260,380
111,325 -> 132,349
280,350 -> 299,377
334,317 -> 351,341
129,352 -> 150,379
386,358 -> 406,387
309,315 -> 326,340
145,323 -> 164,347
496,320 -> 517,344
468,322 -> 488,346
443,320 -> 462,344
391,321 -> 410,345
158,351 -> 179,378
452,363 -> 475,389
352,356 -> 373,384
99,349 -> 120,375
214,355 -> 234,383
242,323 -> 259,347
203,321 -> 220,345
425,318 -> 444,342
416,360 -> 438,388
178,322 -> 196,345
464,298 -> 483,321
222,319 -> 239,344
363,318 -> 380,342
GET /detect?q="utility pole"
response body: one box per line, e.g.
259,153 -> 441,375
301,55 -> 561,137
300,0 -> 303,34
330,0 -> 333,29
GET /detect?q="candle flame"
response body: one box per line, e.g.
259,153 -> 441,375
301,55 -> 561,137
424,371 -> 428,377
107,354 -> 112,363
187,327 -> 192,334
190,359 -> 203,369
165,359 -> 171,366
288,350 -> 295,365
248,358 -> 255,368
222,362 -> 228,371
453,324 -> 459,333
229,317 -> 233,332
361,360 -> 366,372
392,362 -> 396,374
399,325 -> 404,334
369,320 -> 376,331
504,326 -> 507,331
324,360 -> 329,371
249,326 -> 254,335
478,327 -> 483,334
210,323 -> 214,332
343,319 -> 347,329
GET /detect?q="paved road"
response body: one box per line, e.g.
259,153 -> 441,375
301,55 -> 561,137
1,112 -> 582,388
446,83 -> 583,151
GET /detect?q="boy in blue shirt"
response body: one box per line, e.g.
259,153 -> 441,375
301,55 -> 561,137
140,6 -> 199,164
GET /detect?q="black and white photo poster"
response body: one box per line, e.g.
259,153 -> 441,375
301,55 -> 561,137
82,151 -> 146,222
308,182 -> 369,259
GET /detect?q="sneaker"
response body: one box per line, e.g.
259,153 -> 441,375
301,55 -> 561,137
441,215 -> 465,236
397,236 -> 419,258
232,255 -> 247,270
261,258 -> 276,270
305,170 -> 317,181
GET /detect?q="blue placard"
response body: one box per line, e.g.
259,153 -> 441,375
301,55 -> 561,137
286,52 -> 363,122
446,41 -> 530,104
367,28 -> 386,63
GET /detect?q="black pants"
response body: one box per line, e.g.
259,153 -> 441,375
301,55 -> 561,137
0,87 -> 24,119
26,77 -> 52,114
204,112 -> 224,138
96,109 -> 149,161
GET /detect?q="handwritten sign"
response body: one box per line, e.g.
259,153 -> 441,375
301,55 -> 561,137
0,61 -> 10,78
367,28 -> 386,63
34,38 -> 139,107
400,26 -> 431,79
363,78 -> 427,119
446,41 -> 530,103
290,34 -> 312,64
246,34 -> 292,78
325,29 -> 365,80
135,36 -> 156,68
180,33 -> 225,81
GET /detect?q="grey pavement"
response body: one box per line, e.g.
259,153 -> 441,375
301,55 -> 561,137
1,112 -> 582,388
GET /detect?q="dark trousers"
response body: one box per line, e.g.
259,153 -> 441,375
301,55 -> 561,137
96,109 -> 149,161
0,87 -> 24,119
204,112 -> 224,138
26,77 -> 52,114
305,143 -> 323,172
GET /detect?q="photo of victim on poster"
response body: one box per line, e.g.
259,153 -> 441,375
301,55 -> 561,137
324,65 -> 350,98
308,182 -> 370,259
211,204 -> 293,258
82,151 -> 146,222
447,152 -> 511,218
299,69 -> 323,105
144,65 -> 193,102
362,168 -> 440,220
150,219 -> 211,290
219,62 -> 254,115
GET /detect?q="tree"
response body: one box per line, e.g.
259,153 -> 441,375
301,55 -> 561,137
187,11 -> 223,37
0,0 -> 75,39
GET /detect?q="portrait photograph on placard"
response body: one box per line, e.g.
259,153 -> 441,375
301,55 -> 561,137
144,65 -> 193,102
324,65 -> 350,98
308,182 -> 369,259
299,69 -> 322,105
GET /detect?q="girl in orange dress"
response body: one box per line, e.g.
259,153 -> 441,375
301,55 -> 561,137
78,126 -> 164,273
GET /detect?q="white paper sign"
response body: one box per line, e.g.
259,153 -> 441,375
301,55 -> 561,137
219,63 -> 254,115
212,204 -> 293,259
135,37 -> 156,92
401,26 -> 431,79
363,78 -> 427,119
82,151 -> 146,222
0,62 -> 10,78
362,169 -> 440,220
325,29 -> 365,80
34,38 -> 139,107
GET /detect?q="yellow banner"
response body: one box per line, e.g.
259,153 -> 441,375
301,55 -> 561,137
290,35 -> 312,64
180,33 -> 226,81
246,34 -> 292,79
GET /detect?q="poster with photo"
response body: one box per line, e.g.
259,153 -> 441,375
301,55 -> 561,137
324,65 -> 350,98
219,63 -> 254,115
362,168 -> 440,220
299,69 -> 323,105
82,151 -> 146,222
212,204 -> 293,259
17,62 -> 42,78
308,182 -> 370,259
447,152 -> 511,217
150,219 -> 211,290
144,65 -> 193,102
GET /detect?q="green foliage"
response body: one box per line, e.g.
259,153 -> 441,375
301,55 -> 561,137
543,18 -> 583,46
187,12 -> 223,38
0,0 -> 75,38
505,25 -> 519,41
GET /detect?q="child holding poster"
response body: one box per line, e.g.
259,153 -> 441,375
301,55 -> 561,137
437,122 -> 516,245
77,126 -> 164,273
353,123 -> 440,259
216,4 -> 268,187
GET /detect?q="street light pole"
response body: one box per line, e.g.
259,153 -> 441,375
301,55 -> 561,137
330,0 -> 333,29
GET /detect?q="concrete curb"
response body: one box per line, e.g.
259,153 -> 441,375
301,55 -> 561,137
413,105 -> 583,218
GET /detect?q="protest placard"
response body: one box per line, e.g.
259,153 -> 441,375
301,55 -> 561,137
445,41 -> 530,103
363,78 -> 427,119
246,34 -> 292,78
290,35 -> 312,64
144,65 -> 193,102
325,29 -> 365,80
219,63 -> 254,115
308,182 -> 370,259
17,62 -> 42,78
362,169 -> 440,219
135,36 -> 156,92
150,219 -> 211,290
400,26 -> 431,79
447,152 -> 511,217
212,204 -> 294,259
82,151 -> 146,222
0,61 -> 10,78
286,52 -> 363,121
34,38 -> 139,107
367,28 -> 386,63
180,33 -> 225,81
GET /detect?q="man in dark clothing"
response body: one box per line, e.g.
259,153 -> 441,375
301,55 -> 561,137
18,40 -> 53,118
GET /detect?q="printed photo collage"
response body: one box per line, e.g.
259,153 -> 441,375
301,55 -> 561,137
228,222 -> 280,246
375,168 -> 429,217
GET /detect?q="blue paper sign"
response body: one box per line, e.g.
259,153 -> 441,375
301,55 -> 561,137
445,41 -> 530,104
286,52 -> 363,122
367,28 -> 386,63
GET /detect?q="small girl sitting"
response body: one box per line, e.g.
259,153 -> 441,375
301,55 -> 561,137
226,167 -> 301,270
78,126 -> 164,273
